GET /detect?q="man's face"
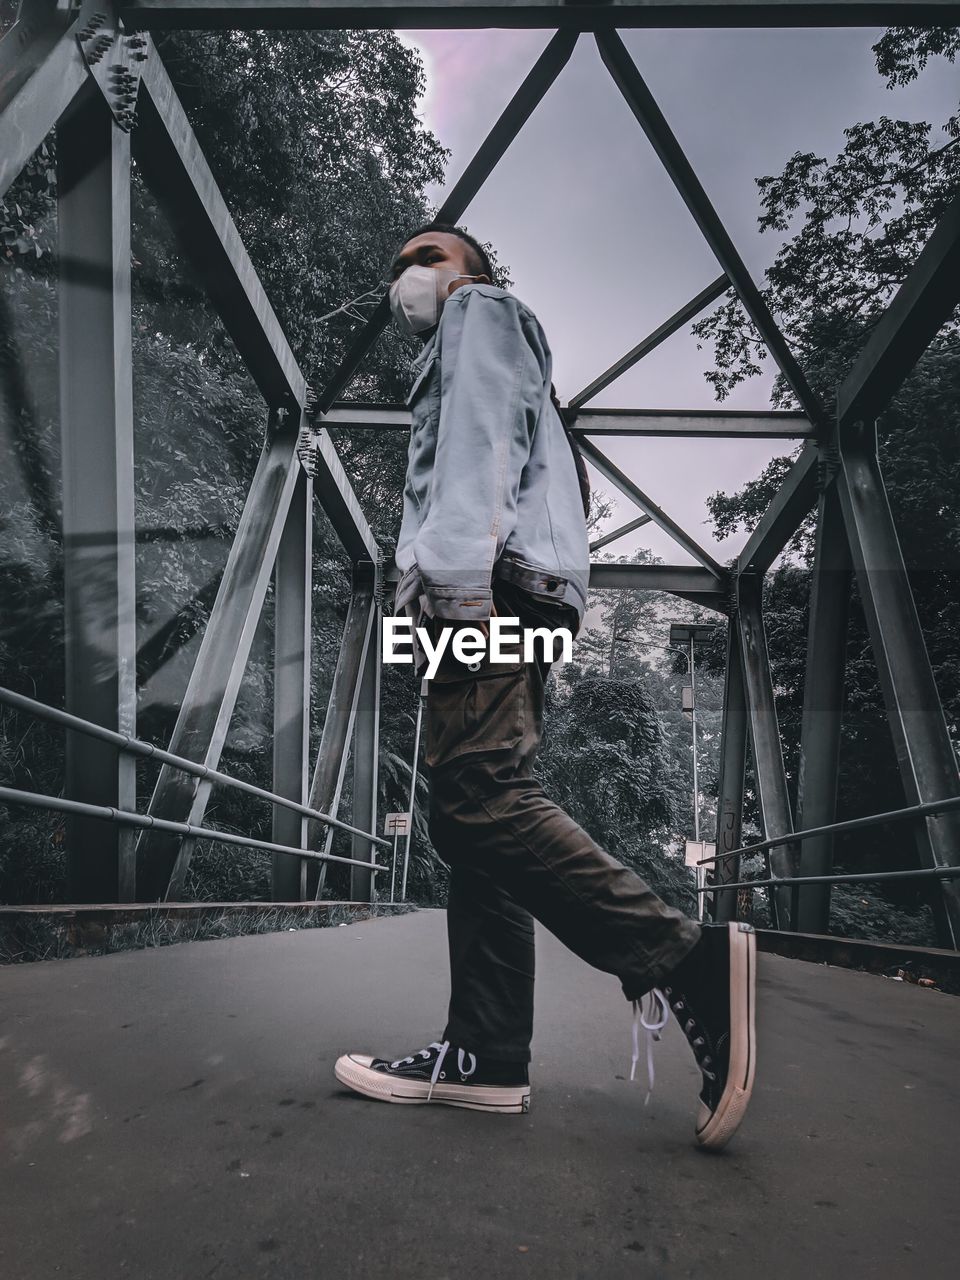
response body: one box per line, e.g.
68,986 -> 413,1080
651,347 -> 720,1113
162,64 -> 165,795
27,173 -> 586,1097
389,232 -> 490,300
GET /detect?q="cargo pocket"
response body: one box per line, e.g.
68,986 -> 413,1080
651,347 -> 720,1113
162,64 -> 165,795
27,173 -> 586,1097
424,642 -> 526,769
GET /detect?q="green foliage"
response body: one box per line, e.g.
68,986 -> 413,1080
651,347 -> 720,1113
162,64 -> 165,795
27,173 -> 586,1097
694,28 -> 960,941
538,675 -> 696,912
692,30 -> 958,407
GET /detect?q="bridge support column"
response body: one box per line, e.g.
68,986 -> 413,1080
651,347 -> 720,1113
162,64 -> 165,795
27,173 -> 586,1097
737,572 -> 798,929
58,86 -> 137,903
795,478 -> 851,933
271,466 -> 312,901
836,420 -> 960,948
308,580 -> 376,899
711,623 -> 748,922
135,418 -> 301,901
350,565 -> 381,903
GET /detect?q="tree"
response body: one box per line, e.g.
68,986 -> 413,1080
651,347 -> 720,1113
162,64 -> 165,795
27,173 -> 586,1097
538,674 -> 696,911
692,27 -> 959,938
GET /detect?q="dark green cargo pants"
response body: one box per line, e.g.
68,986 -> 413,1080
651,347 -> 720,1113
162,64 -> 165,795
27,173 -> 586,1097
424,579 -> 700,1063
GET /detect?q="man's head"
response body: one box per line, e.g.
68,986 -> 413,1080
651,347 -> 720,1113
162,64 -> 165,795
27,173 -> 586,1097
387,224 -> 494,338
389,223 -> 493,297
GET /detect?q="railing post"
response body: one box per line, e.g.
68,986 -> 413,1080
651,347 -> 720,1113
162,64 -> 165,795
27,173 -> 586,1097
350,561 -> 381,903
795,475 -> 851,933
58,85 -> 137,902
271,464 -> 312,901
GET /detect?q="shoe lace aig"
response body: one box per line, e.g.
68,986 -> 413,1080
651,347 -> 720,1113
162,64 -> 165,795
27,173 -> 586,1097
629,990 -> 671,1106
390,1039 -> 477,1101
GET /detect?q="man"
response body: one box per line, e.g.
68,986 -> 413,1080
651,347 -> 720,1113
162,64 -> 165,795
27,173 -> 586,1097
334,224 -> 756,1151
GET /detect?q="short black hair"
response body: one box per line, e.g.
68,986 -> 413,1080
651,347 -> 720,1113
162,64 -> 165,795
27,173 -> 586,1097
397,222 -> 494,282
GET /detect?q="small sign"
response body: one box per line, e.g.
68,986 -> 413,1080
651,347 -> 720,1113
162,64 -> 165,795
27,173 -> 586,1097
684,839 -> 715,868
384,812 -> 411,837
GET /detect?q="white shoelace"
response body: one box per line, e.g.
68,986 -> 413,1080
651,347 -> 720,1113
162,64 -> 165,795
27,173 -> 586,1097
390,1039 -> 477,1102
630,989 -> 671,1105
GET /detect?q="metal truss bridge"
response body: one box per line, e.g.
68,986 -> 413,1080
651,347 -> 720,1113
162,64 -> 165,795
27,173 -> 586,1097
1,4 -> 960,1272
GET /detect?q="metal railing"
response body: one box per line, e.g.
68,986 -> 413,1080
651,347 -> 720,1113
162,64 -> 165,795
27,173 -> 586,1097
698,793 -> 960,910
0,686 -> 390,883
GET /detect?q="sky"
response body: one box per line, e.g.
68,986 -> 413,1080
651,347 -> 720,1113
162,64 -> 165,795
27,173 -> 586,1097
392,25 -> 958,570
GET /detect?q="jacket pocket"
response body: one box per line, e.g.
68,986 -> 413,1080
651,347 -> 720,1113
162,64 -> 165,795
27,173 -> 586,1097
424,641 -> 526,768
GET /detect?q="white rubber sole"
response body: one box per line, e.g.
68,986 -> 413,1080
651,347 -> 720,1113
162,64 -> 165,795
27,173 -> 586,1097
334,1053 -> 531,1114
695,922 -> 757,1151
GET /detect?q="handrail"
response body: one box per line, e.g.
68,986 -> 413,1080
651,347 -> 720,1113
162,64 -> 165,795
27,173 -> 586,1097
696,793 -> 960,865
698,866 -> 960,894
0,686 -> 390,850
0,786 -> 385,875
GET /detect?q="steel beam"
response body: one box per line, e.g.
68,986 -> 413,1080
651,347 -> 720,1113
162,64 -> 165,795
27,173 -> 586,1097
595,28 -> 827,431
835,421 -> 960,947
710,622 -> 748,922
576,436 -> 724,576
58,84 -> 137,903
135,48 -> 303,410
120,2 -> 960,32
794,480 -> 851,933
320,404 -> 812,438
271,470 -> 313,901
350,575 -> 381,903
736,443 -> 819,575
136,419 -> 302,901
0,12 -> 86,200
315,28 -> 578,413
736,572 -> 798,928
308,580 -> 376,898
0,1 -> 72,113
838,194 -> 960,428
380,556 -> 727,607
589,515 -> 651,553
569,408 -> 813,438
135,44 -> 375,562
568,275 -> 728,409
586,562 -> 726,600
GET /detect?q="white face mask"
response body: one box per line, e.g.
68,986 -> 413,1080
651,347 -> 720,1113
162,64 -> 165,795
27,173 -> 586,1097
389,264 -> 479,337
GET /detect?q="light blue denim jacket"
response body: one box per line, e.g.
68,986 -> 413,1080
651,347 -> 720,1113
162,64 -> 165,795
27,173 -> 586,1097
394,283 -> 590,632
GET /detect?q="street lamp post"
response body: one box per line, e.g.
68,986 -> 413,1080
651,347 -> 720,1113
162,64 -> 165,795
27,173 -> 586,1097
668,622 -> 719,918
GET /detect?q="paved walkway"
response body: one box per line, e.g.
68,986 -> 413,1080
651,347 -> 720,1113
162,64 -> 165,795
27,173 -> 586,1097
2,909 -> 958,1278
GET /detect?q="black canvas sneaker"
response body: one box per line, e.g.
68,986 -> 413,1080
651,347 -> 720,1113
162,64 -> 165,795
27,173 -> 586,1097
658,921 -> 757,1151
334,1039 -> 531,1114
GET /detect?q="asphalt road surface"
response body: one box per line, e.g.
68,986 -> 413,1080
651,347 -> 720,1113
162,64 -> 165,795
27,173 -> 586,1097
2,908 -> 958,1279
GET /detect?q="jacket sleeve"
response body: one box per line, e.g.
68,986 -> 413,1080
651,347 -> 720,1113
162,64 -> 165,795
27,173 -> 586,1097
412,288 -> 546,621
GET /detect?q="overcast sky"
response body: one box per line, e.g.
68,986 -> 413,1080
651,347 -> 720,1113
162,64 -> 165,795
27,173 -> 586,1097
394,26 -> 957,569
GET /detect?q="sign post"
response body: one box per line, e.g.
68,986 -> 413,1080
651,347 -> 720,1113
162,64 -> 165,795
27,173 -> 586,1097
384,811 -> 411,903
685,839 -> 716,922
